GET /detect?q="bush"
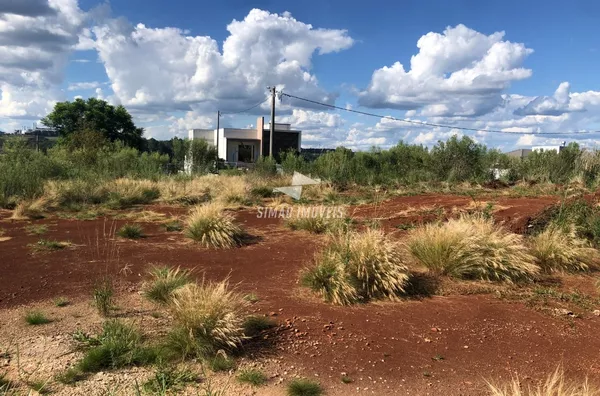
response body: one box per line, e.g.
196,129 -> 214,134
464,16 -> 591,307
184,203 -> 245,248
287,378 -> 324,396
253,156 -> 278,177
487,367 -> 598,396
529,226 -> 598,273
24,310 -> 51,325
407,216 -> 539,282
92,278 -> 114,316
302,229 -> 410,305
168,280 -> 247,356
117,224 -> 144,239
237,368 -> 267,386
142,266 -> 192,304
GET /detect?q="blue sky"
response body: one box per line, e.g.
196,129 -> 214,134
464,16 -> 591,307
3,0 -> 600,150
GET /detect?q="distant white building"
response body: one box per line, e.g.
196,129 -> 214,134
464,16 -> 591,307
188,117 -> 301,164
532,141 -> 567,153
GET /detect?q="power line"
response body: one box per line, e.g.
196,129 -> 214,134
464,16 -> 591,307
220,97 -> 269,116
280,92 -> 596,136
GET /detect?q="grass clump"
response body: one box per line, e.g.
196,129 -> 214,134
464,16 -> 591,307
24,224 -> 48,235
207,354 -> 235,372
407,215 -> 539,283
285,212 -> 346,234
142,366 -> 197,394
29,239 -> 69,252
117,223 -> 144,239
167,279 -> 248,358
184,203 -> 245,249
53,297 -> 69,307
243,315 -> 276,337
142,266 -> 192,304
92,278 -> 114,316
287,378 -> 324,396
24,310 -> 51,325
487,367 -> 599,396
237,368 -> 267,386
163,220 -> 183,232
77,320 -> 156,373
301,229 -> 410,305
529,226 -> 598,273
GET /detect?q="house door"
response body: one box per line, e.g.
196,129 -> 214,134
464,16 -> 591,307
238,144 -> 252,162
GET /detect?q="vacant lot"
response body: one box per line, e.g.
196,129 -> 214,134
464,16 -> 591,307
1,192 -> 599,395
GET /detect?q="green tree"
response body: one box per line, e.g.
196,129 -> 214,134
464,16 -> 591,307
41,98 -> 144,149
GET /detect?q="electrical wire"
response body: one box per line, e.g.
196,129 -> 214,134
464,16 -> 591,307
280,92 -> 596,136
220,97 -> 270,116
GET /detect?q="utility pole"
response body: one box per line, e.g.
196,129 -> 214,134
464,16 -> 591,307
268,86 -> 276,158
216,110 -> 221,160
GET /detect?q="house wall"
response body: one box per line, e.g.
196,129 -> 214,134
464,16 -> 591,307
188,129 -> 216,145
533,145 -> 564,153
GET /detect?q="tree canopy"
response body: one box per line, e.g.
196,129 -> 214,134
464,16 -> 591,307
41,98 -> 144,149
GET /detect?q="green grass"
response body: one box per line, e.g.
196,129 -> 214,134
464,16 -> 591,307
162,220 -> 183,232
242,315 -> 276,337
117,224 -> 144,239
92,278 -> 114,317
142,366 -> 197,394
341,375 -> 353,384
243,293 -> 259,303
207,355 -> 235,372
55,367 -> 88,385
26,378 -> 51,394
24,224 -> 48,235
29,238 -> 69,252
142,266 -> 192,304
53,297 -> 69,307
237,368 -> 267,386
24,310 -> 51,325
287,378 -> 324,396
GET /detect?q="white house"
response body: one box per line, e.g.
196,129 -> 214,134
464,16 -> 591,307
532,141 -> 567,153
188,117 -> 301,164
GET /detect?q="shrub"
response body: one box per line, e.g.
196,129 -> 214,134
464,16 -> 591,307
287,378 -> 324,396
253,156 -> 278,177
184,203 -> 245,248
242,315 -> 276,337
24,310 -> 51,325
407,216 -> 539,283
142,266 -> 192,304
117,223 -> 144,239
168,280 -> 248,356
529,226 -> 598,273
302,229 -> 410,305
237,368 -> 267,386
92,278 -> 114,316
487,367 -> 598,396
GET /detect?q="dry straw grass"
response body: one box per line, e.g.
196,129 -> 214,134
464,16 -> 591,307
302,229 -> 410,305
407,215 -> 539,282
529,226 -> 598,273
184,202 -> 244,248
10,198 -> 47,219
487,367 -> 600,396
213,175 -> 249,205
169,279 -> 248,350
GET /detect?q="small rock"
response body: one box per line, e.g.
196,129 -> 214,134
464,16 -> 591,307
593,310 -> 600,317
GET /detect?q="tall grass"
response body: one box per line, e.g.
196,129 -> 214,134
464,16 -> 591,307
407,216 -> 539,282
529,226 -> 598,273
487,367 -> 599,396
168,279 -> 247,356
184,203 -> 245,248
302,229 -> 410,305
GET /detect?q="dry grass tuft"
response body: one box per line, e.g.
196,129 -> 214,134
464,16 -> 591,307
407,215 -> 539,283
214,175 -> 249,205
487,367 -> 600,396
11,198 -> 47,220
302,229 -> 410,305
285,210 -> 347,234
184,203 -> 245,249
168,279 -> 248,353
529,226 -> 598,273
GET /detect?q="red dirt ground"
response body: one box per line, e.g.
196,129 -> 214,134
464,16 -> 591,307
1,194 -> 599,395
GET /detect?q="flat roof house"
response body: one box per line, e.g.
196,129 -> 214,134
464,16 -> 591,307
188,117 -> 301,164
